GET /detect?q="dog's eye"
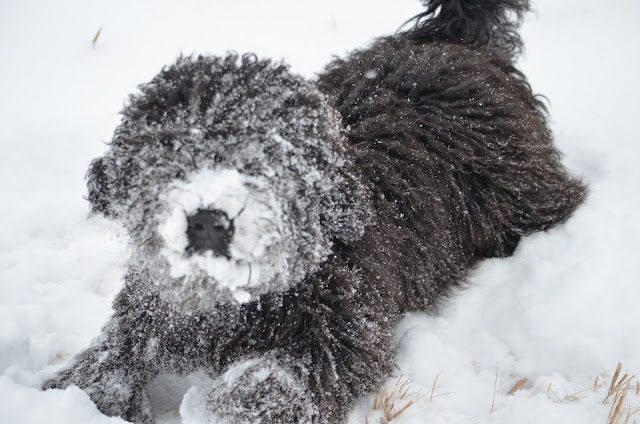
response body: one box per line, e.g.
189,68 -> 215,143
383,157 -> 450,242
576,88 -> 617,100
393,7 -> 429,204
194,223 -> 205,231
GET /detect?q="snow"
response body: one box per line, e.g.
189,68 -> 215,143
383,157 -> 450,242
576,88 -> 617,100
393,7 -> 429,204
1,0 -> 639,423
0,377 -> 126,424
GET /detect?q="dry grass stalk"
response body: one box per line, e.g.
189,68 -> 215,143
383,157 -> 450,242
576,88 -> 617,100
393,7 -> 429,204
507,378 -> 528,395
92,27 -> 103,47
522,363 -> 639,423
530,380 -> 548,398
624,408 -> 640,423
368,363 -> 639,423
527,381 -> 566,403
547,383 -> 564,403
609,391 -> 626,424
430,372 -> 442,403
369,375 -> 420,423
607,363 -> 623,401
607,381 -> 636,424
604,368 -> 636,404
490,362 -> 498,413
618,406 -> 640,424
563,387 -> 594,402
602,363 -> 640,424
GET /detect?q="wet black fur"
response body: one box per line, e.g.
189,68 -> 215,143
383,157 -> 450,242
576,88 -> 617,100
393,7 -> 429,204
44,1 -> 586,423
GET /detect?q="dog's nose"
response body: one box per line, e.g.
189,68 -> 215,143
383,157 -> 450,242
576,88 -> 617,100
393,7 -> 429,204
186,209 -> 234,258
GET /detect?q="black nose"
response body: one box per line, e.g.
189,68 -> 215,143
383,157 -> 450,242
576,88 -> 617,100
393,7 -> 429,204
186,209 -> 234,258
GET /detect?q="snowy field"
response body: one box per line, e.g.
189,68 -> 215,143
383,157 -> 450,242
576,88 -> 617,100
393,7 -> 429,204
1,0 -> 639,423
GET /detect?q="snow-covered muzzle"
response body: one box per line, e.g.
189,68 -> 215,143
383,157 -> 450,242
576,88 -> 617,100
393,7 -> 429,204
156,169 -> 290,304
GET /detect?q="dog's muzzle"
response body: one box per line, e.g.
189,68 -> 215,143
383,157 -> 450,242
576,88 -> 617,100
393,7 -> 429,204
186,209 -> 234,258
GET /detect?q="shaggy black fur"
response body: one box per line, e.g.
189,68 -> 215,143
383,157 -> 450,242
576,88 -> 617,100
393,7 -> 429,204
43,1 -> 586,423
404,0 -> 531,53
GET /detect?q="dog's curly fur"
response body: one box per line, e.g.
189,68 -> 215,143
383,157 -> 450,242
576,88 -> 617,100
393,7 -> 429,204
43,1 -> 586,423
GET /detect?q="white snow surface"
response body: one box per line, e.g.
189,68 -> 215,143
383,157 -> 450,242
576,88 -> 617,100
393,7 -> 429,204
1,0 -> 639,423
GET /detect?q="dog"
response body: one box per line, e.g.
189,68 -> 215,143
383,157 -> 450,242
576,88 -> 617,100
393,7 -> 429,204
43,1 -> 586,422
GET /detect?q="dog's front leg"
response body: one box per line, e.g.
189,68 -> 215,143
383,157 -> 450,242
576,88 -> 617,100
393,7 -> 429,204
42,314 -> 156,423
194,269 -> 396,423
41,275 -> 178,423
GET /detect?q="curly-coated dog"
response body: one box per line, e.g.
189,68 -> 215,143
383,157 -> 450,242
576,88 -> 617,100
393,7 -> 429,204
43,0 -> 586,422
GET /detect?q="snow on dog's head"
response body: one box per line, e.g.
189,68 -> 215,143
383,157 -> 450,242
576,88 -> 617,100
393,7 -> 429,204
85,54 -> 368,309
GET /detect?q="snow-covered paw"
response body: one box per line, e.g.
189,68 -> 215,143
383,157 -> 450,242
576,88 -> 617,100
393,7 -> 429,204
43,354 -> 152,423
181,356 -> 318,424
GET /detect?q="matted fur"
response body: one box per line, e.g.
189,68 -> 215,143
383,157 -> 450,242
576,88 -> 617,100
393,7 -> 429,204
43,1 -> 586,423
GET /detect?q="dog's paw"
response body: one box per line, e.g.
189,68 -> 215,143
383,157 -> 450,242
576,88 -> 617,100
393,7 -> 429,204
181,355 -> 318,424
42,349 -> 153,423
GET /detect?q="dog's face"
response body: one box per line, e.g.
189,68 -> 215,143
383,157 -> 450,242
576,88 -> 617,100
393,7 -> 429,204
87,55 -> 368,309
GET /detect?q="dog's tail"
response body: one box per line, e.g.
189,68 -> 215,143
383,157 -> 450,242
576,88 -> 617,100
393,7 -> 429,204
402,0 -> 531,53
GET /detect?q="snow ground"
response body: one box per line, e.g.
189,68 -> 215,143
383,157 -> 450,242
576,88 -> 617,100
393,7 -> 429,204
1,0 -> 639,423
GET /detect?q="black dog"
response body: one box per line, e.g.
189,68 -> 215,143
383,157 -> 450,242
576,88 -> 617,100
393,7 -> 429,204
44,1 -> 586,422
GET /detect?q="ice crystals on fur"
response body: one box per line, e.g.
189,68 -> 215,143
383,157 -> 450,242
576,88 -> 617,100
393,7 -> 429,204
85,54 -> 369,309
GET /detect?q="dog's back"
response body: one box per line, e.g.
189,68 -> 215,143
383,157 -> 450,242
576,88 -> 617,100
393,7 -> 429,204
318,0 -> 586,294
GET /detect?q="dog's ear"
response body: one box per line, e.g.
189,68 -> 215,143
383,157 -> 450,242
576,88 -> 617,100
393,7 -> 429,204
86,157 -> 123,218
